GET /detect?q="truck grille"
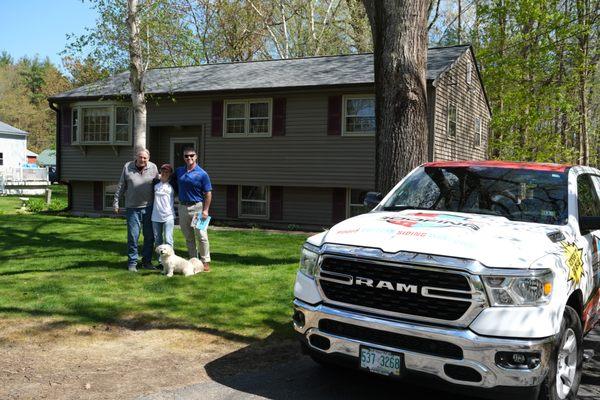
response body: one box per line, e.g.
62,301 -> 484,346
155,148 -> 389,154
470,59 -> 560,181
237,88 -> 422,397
318,257 -> 473,322
318,319 -> 463,359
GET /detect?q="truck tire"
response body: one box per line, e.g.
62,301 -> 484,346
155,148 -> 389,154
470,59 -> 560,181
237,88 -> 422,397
538,305 -> 583,400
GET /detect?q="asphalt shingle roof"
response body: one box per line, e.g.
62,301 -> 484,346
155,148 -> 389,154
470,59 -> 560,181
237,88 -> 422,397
51,45 -> 470,100
0,121 -> 28,136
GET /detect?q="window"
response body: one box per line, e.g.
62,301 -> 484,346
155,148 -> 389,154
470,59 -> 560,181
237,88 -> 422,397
466,61 -> 472,85
0,152 -> 3,166
82,107 -> 110,142
474,117 -> 482,147
72,104 -> 132,145
347,189 -> 370,218
224,99 -> 271,137
343,95 -> 375,135
103,182 -> 119,210
577,175 -> 600,220
447,104 -> 457,138
239,185 -> 269,218
72,109 -> 78,143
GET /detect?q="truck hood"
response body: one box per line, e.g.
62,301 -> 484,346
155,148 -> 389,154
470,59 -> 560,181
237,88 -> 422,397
322,210 -> 567,270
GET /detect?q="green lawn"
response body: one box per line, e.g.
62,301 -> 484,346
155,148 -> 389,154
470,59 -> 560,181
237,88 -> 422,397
0,195 -> 308,340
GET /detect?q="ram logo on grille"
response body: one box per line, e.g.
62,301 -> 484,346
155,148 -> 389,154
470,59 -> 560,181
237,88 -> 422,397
354,276 -> 418,293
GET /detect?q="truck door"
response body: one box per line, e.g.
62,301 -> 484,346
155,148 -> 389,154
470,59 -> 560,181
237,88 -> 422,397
577,173 -> 600,332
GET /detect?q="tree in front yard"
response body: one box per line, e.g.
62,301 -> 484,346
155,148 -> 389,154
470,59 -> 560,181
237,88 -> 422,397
127,0 -> 148,153
362,0 -> 429,194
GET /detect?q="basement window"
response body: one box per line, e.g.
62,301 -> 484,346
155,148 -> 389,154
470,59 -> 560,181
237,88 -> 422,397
239,185 -> 269,218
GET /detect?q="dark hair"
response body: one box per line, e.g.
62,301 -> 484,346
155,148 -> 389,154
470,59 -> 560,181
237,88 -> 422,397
182,146 -> 196,155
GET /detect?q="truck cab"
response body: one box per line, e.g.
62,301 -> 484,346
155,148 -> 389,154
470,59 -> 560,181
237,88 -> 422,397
293,161 -> 600,400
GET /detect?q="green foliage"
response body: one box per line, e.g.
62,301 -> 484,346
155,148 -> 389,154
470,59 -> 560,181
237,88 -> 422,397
0,207 -> 307,339
25,198 -> 46,213
429,0 -> 599,165
0,55 -> 71,152
62,0 -> 372,74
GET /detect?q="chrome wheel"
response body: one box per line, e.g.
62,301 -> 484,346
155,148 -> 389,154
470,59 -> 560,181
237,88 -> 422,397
556,328 -> 577,399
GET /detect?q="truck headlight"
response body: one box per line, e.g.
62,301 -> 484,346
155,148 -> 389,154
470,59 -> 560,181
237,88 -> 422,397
299,245 -> 320,278
483,271 -> 553,306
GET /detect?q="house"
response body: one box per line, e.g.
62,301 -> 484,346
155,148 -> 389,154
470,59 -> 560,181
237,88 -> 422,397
0,121 -> 28,170
0,122 -> 49,195
48,44 -> 491,229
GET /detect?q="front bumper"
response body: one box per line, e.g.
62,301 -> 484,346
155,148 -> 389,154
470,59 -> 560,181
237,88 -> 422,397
294,299 -> 554,389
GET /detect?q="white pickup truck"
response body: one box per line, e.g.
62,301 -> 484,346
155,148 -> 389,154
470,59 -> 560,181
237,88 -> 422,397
293,161 -> 600,400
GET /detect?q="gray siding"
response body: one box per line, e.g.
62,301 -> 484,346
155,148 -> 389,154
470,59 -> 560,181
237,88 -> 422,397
70,181 -> 94,212
432,50 -> 491,161
281,186 -> 333,226
61,145 -> 134,182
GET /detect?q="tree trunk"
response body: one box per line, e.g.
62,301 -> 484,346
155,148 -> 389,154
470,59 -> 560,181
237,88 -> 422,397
128,0 -> 147,154
362,0 -> 429,194
576,0 -> 590,165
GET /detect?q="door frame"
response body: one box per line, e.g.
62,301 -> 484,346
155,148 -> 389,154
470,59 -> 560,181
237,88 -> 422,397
169,137 -> 199,168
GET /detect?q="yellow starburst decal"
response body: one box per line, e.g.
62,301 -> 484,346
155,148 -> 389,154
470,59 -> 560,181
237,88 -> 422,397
562,241 -> 584,284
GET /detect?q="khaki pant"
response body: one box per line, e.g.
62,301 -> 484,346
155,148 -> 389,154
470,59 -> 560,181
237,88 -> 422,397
178,202 -> 211,263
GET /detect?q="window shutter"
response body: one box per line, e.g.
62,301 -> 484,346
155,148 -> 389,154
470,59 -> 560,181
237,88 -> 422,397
211,100 -> 224,137
331,188 -> 346,223
61,106 -> 72,145
327,95 -> 342,136
272,98 -> 286,136
270,186 -> 283,220
93,181 -> 104,211
226,185 -> 238,218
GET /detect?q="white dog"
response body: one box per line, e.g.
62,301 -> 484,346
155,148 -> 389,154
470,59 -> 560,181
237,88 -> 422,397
155,244 -> 204,277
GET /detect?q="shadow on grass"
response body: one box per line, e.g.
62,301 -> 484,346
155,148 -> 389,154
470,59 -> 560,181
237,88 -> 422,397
0,260 -> 125,276
0,304 -> 259,345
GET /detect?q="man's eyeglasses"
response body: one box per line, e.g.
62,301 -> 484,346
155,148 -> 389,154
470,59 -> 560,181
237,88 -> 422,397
184,154 -> 196,158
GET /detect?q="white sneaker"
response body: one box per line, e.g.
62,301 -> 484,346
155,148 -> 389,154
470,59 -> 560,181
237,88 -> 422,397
128,265 -> 138,272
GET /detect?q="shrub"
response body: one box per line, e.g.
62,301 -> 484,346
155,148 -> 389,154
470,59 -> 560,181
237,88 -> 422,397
26,199 -> 46,213
48,199 -> 67,211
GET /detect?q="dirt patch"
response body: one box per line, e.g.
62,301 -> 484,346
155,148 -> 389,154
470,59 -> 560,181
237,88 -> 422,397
0,317 -> 298,400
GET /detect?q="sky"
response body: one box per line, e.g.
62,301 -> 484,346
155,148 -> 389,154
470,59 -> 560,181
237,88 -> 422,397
0,0 -> 98,68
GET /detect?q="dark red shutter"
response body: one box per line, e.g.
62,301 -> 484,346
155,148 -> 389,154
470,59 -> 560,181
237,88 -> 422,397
93,181 -> 104,211
327,95 -> 342,136
211,100 -> 224,137
270,186 -> 283,220
272,98 -> 286,136
226,185 -> 238,218
332,188 -> 346,223
61,106 -> 72,145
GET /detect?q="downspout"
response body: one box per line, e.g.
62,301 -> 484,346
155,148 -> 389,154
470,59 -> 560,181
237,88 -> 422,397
48,101 -> 72,211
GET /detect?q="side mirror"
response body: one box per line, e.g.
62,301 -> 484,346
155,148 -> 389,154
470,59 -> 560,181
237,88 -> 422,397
579,216 -> 600,234
364,192 -> 383,209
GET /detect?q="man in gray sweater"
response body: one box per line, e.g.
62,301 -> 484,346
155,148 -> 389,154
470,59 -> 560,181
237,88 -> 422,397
113,148 -> 159,271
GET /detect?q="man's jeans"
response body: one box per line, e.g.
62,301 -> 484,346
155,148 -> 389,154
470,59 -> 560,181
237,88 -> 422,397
126,205 -> 154,266
152,219 -> 174,249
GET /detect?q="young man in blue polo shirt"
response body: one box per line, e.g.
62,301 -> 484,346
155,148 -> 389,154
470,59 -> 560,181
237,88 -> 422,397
175,146 -> 212,271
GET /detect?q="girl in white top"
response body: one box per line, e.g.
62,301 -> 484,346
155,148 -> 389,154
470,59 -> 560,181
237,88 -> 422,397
152,164 -> 175,249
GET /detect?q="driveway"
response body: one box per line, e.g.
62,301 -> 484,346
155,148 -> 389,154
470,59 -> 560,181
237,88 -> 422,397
139,327 -> 600,400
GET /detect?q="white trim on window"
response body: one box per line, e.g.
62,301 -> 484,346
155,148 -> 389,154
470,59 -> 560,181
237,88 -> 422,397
466,60 -> 473,85
103,181 -> 119,211
342,94 -> 376,136
447,103 -> 457,139
238,185 -> 270,219
223,99 -> 272,138
346,188 -> 370,218
474,117 -> 482,148
71,102 -> 132,145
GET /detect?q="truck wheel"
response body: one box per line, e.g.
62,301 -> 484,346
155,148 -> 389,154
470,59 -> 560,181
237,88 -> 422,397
539,306 -> 583,400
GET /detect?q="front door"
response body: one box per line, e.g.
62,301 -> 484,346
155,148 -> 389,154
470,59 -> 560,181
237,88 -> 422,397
170,137 -> 198,170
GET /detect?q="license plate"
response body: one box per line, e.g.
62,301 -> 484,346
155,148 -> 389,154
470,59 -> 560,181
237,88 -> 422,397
359,346 -> 404,377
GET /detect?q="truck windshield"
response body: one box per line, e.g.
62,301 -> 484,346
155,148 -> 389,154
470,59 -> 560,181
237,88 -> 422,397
381,166 -> 569,225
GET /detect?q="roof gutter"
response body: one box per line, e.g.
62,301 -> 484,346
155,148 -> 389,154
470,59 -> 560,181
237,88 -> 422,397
48,101 -> 72,212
